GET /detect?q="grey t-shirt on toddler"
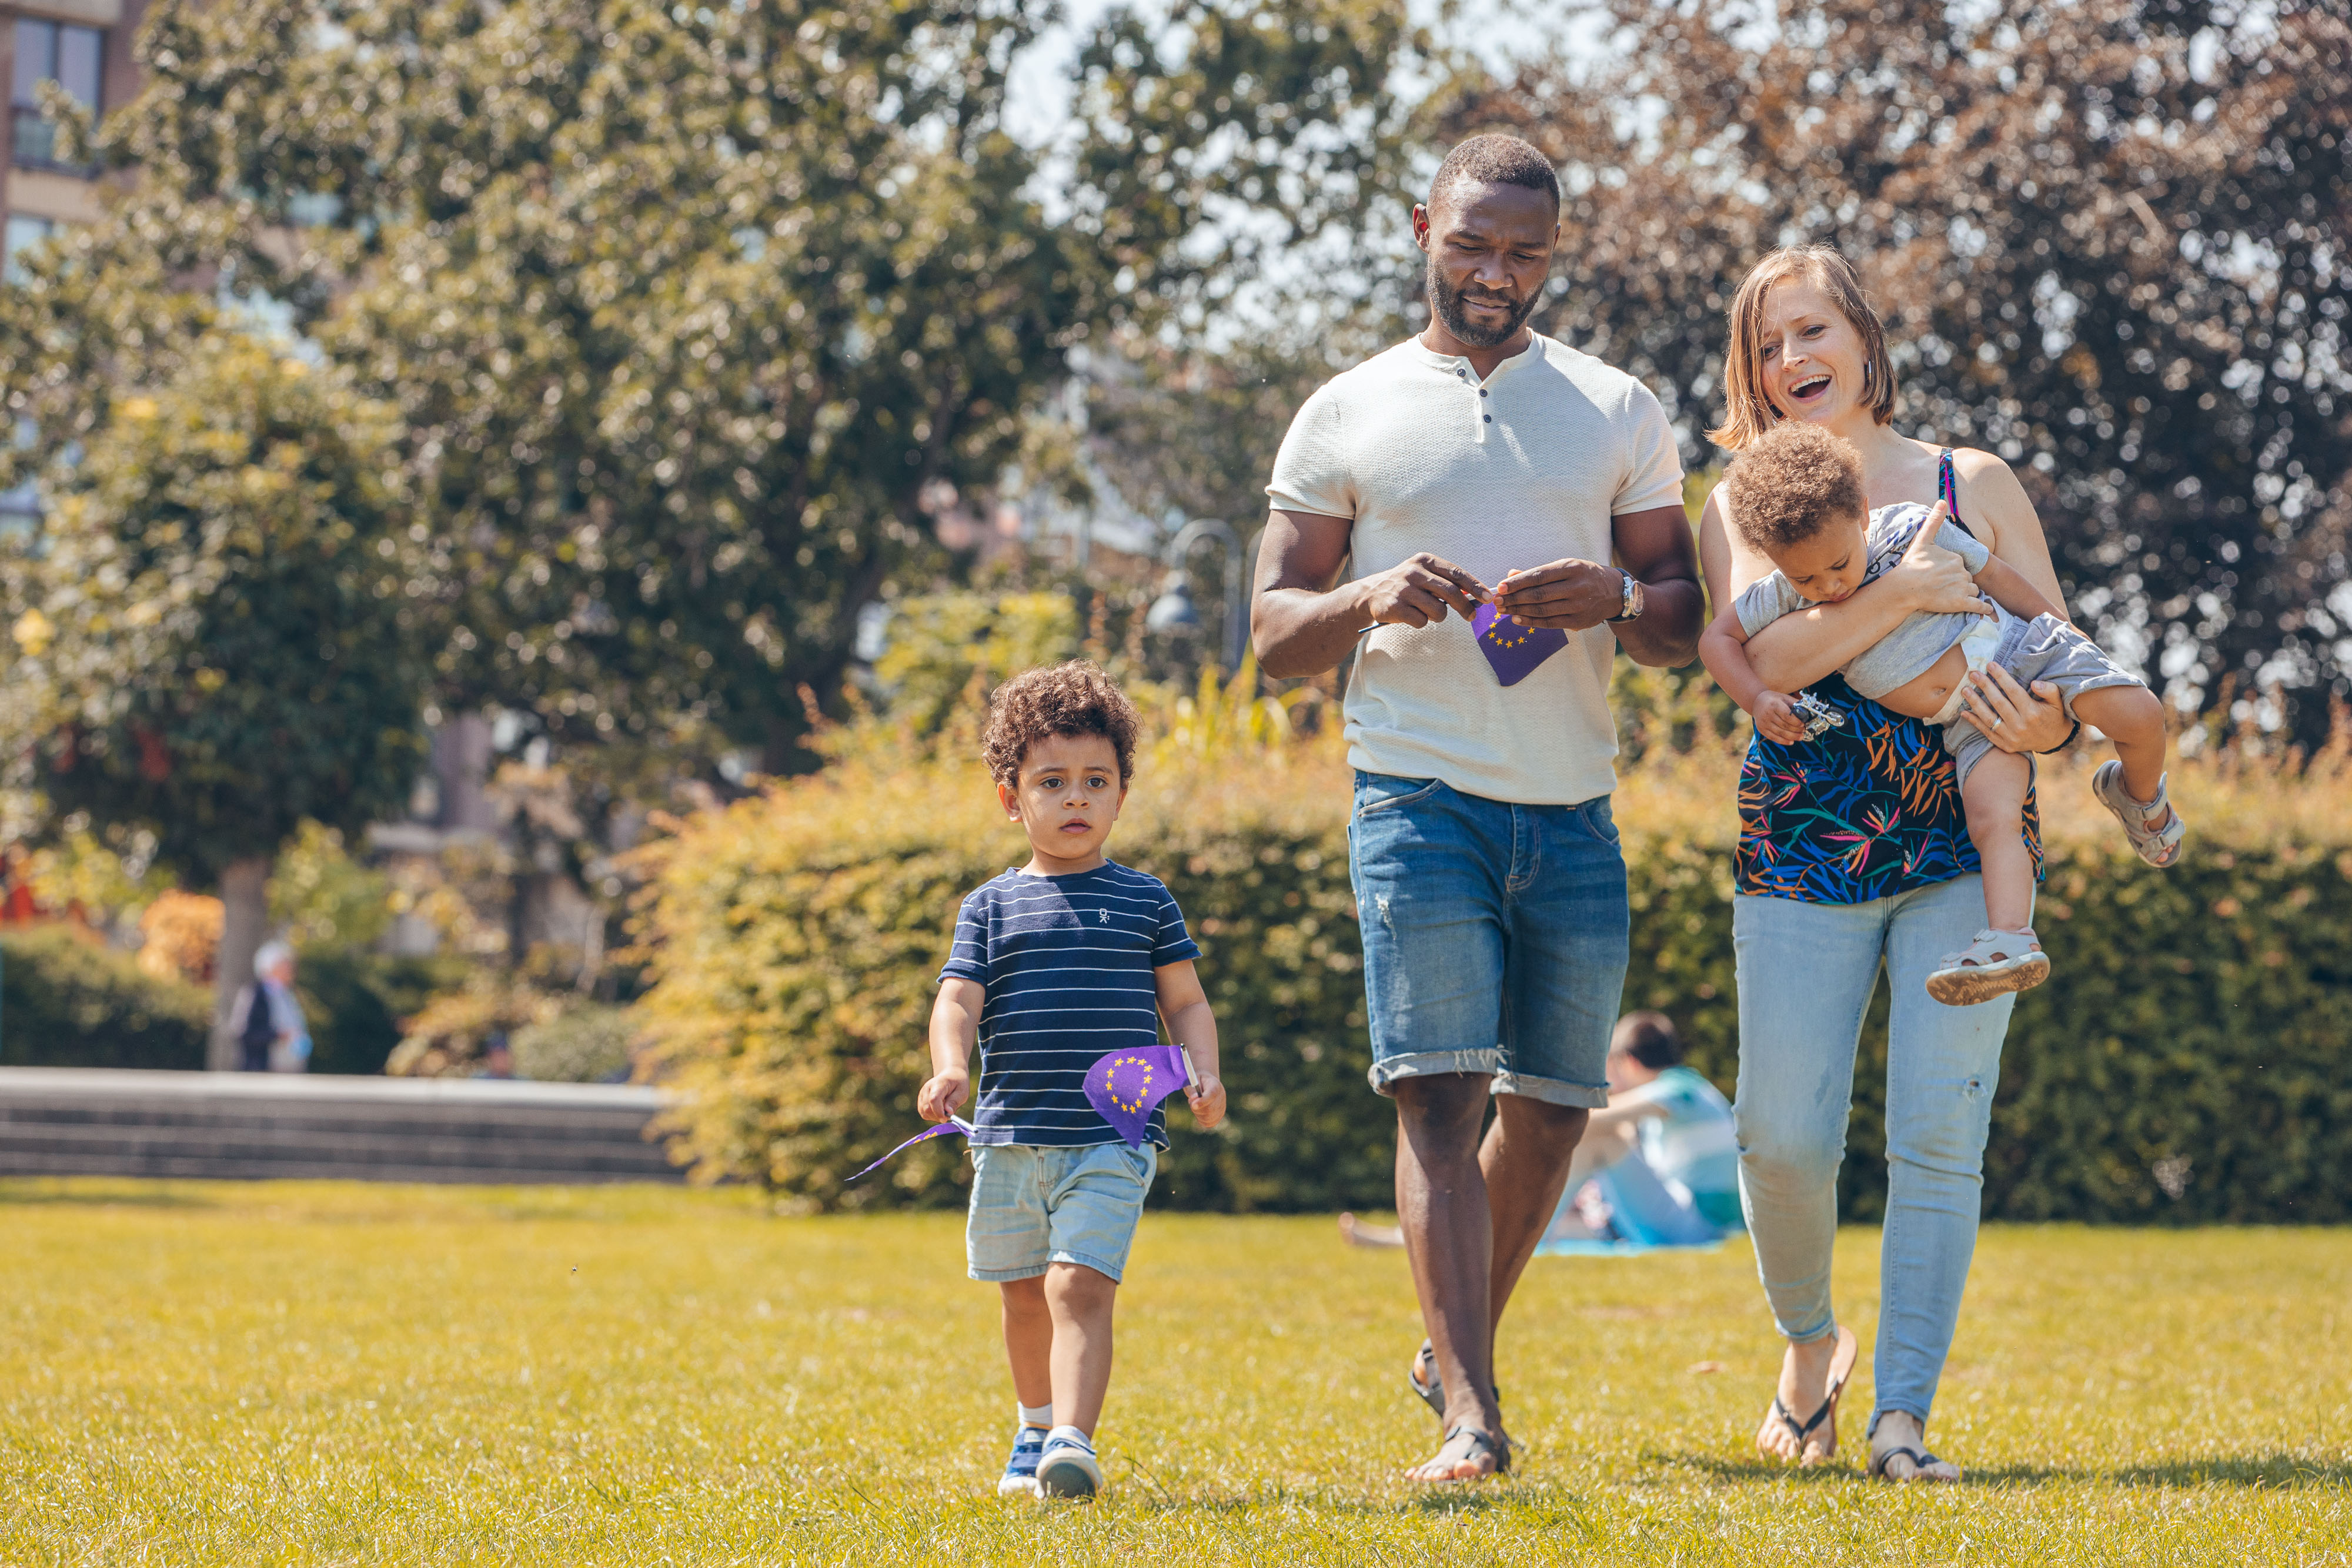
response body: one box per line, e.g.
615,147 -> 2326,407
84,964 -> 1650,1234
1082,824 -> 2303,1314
1732,502 -> 1991,700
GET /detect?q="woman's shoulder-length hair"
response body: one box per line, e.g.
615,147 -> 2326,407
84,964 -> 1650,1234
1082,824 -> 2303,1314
1708,244 -> 1898,452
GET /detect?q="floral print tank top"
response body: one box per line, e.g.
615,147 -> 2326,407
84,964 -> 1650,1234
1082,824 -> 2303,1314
1732,451 -> 2044,904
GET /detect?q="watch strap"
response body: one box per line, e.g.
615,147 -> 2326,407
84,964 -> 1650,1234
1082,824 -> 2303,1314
1607,569 -> 1644,622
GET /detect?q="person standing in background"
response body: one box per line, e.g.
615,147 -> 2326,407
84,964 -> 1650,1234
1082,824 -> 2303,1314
228,941 -> 311,1074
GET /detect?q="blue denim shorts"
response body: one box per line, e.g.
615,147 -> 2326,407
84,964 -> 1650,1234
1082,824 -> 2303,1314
965,1142 -> 1157,1283
1348,772 -> 1629,1109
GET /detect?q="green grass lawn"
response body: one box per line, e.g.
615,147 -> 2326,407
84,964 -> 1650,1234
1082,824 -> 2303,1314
1,1181 -> 2346,1566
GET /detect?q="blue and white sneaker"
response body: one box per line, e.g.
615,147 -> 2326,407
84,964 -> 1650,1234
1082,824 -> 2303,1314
1035,1431 -> 1104,1500
997,1425 -> 1048,1496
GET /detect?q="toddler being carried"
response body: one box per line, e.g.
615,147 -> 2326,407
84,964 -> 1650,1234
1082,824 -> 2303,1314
1699,423 -> 2185,1004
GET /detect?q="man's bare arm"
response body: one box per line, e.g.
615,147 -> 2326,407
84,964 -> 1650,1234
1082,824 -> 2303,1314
1250,509 -> 1489,680
1609,503 -> 1705,667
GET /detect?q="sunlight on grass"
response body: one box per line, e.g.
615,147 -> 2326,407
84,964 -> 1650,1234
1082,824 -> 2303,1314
2,1181 -> 2346,1564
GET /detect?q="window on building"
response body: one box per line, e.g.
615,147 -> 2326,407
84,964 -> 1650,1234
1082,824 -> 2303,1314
13,19 -> 103,170
4,213 -> 54,284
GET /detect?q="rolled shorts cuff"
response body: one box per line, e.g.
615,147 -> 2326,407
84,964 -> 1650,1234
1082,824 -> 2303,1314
1367,1048 -> 1501,1095
1045,1248 -> 1130,1283
1490,1069 -> 1609,1110
1367,1050 -> 1608,1108
968,1262 -> 1053,1283
968,1249 -> 1130,1284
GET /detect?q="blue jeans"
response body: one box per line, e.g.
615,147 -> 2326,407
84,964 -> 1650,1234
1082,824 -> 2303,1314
1593,1156 -> 1728,1248
1348,773 -> 1628,1108
1731,872 -> 2016,1430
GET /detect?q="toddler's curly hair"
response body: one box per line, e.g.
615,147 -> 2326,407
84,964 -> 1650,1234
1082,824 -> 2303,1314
983,660 -> 1141,787
1724,422 -> 1870,554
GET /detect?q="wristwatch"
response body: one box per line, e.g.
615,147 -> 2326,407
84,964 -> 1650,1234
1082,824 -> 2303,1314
1607,568 -> 1646,623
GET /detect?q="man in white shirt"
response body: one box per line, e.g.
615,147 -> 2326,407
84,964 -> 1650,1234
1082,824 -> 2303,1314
1252,133 -> 1702,1482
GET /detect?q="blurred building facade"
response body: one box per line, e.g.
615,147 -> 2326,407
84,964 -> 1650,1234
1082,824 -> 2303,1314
1,0 -> 144,530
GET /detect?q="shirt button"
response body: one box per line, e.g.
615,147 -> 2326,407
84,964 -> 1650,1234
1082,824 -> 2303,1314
1479,389 -> 1488,397
1484,414 -> 1492,423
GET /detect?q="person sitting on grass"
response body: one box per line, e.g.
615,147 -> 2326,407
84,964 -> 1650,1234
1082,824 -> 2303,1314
1699,423 -> 2184,1006
1541,1011 -> 1740,1248
1344,1012 -> 1738,1253
918,661 -> 1227,1502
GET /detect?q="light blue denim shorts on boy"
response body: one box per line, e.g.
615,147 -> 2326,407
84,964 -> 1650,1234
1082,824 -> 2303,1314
966,1142 -> 1158,1283
1348,771 -> 1629,1109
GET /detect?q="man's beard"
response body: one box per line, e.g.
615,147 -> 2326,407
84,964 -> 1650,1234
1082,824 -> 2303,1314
1426,258 -> 1541,349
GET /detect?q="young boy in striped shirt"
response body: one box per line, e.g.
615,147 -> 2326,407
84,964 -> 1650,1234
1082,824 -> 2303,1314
918,661 -> 1227,1501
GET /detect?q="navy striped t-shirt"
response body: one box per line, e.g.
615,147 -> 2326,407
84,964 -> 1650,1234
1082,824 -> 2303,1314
938,861 -> 1201,1148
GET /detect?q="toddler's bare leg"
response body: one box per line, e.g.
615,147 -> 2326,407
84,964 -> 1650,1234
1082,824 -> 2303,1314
1000,1276 -> 1053,1412
2073,685 -> 2171,810
1961,751 -> 2036,932
1044,1262 -> 1118,1436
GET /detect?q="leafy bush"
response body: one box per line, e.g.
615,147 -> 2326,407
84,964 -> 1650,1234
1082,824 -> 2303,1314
512,1005 -> 638,1083
0,925 -> 211,1070
639,718 -> 2352,1222
385,985 -> 562,1078
296,951 -> 463,1077
136,891 -> 222,985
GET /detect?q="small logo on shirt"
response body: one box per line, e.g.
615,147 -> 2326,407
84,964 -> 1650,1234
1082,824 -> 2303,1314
1098,910 -> 1111,924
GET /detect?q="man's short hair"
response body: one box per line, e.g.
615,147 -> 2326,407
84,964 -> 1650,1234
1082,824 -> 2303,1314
1610,1011 -> 1685,1071
1429,133 -> 1560,214
983,660 -> 1141,788
1722,423 -> 1870,554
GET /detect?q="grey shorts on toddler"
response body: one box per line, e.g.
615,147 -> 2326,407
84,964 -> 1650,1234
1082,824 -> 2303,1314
1947,613 -> 2143,786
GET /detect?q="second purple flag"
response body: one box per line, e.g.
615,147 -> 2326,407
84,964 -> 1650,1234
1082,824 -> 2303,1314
1084,1044 -> 1193,1149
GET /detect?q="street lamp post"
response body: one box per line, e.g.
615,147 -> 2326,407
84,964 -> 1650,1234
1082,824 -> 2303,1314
1145,519 -> 1257,671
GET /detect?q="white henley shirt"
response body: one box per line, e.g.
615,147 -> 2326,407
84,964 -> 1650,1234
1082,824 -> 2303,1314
1265,333 -> 1685,805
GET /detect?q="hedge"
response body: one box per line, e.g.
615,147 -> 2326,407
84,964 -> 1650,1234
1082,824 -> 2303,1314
299,950 -> 463,1076
0,928 -> 453,1076
0,925 -> 212,1071
637,734 -> 2352,1223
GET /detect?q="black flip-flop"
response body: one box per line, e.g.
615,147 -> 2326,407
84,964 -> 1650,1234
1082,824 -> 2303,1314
1408,1339 -> 1501,1421
1768,1325 -> 1858,1462
1413,1425 -> 1510,1482
1870,1443 -> 1956,1482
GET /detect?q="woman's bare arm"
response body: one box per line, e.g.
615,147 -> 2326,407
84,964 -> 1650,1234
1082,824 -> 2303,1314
1697,491 -> 1987,693
1951,450 -> 2069,618
1973,554 -> 2061,624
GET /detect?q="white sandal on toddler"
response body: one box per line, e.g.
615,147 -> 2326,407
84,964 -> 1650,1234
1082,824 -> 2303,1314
1925,928 -> 2050,1007
2092,761 -> 2186,868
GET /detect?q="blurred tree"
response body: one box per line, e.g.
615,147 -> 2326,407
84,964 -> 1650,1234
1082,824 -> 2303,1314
1081,332 -> 1373,544
0,338 -> 431,1066
1450,0 -> 2352,739
23,0 -> 1446,785
868,589 -> 1081,737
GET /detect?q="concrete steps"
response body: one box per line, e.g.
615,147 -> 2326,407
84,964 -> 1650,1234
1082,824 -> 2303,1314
0,1067 -> 684,1183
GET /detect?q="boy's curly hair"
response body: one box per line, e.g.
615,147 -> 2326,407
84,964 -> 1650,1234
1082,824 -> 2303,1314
983,661 -> 1141,787
1723,422 -> 1870,554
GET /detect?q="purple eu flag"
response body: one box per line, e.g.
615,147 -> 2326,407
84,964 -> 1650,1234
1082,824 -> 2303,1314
1471,601 -> 1567,687
1084,1044 -> 1194,1148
